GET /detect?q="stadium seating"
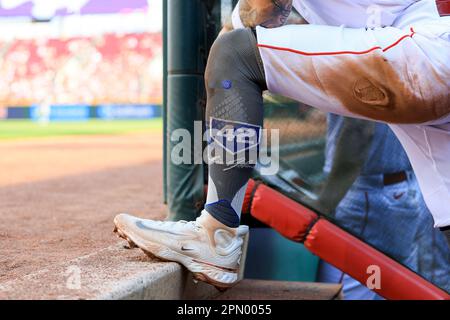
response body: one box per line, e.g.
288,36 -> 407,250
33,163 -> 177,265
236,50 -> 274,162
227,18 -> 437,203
0,32 -> 162,107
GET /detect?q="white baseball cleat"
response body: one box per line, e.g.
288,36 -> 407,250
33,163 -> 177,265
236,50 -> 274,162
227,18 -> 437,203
113,211 -> 248,289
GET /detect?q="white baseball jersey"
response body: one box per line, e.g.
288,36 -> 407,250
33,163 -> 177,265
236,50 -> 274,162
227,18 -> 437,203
231,0 -> 450,227
293,0 -> 441,28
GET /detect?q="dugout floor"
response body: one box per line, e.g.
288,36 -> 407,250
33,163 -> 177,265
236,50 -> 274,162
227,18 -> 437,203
0,133 -> 165,287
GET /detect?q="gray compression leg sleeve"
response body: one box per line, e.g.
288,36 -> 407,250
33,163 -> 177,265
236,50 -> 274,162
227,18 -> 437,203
204,28 -> 266,228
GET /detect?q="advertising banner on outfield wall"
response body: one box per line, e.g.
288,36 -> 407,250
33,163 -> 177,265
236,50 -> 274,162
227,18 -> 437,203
9,104 -> 163,121
31,105 -> 90,122
6,106 -> 30,119
97,104 -> 161,120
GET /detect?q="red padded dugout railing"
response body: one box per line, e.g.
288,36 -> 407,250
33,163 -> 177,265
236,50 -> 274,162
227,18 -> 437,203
242,180 -> 450,300
437,0 -> 450,15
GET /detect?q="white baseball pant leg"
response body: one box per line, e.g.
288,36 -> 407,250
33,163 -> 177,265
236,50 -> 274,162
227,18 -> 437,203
256,19 -> 450,227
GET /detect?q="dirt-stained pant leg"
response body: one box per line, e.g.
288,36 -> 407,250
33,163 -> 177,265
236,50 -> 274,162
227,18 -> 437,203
204,28 -> 266,227
256,23 -> 450,123
255,21 -> 450,227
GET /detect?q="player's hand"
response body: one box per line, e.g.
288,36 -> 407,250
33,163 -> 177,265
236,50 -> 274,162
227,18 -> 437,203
240,0 -> 293,28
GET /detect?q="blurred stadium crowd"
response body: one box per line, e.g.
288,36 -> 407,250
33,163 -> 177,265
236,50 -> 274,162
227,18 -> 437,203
0,32 -> 162,107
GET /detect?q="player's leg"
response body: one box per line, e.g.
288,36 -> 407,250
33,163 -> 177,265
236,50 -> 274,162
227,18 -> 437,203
255,21 -> 450,232
114,28 -> 266,288
204,28 -> 266,228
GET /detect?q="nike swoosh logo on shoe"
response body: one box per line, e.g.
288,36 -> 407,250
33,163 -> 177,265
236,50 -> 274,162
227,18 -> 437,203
181,246 -> 194,251
135,221 -> 189,236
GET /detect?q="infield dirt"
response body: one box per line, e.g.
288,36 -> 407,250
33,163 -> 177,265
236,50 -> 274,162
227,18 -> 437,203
0,133 -> 165,283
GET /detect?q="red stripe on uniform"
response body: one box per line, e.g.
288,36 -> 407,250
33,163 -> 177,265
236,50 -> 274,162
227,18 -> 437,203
257,27 -> 416,56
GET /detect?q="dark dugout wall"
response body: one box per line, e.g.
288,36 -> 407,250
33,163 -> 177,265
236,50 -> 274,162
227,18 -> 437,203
164,0 -> 222,221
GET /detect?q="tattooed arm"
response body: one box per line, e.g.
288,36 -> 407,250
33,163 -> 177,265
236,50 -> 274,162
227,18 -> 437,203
239,0 -> 293,28
220,0 -> 305,35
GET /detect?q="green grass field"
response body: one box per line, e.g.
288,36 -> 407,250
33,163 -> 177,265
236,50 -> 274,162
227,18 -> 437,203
0,119 -> 163,140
